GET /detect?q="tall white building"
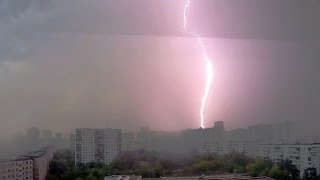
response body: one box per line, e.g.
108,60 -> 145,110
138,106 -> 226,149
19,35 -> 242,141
75,128 -> 121,165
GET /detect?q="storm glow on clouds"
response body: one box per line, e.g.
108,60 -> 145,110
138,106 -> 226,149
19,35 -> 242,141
0,0 -> 320,138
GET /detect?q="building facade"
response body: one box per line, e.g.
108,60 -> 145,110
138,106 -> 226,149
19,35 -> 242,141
19,146 -> 54,180
75,128 -> 121,165
0,146 -> 53,180
257,143 -> 320,177
0,158 -> 33,180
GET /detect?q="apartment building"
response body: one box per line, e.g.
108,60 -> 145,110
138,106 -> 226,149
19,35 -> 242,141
0,158 -> 33,180
257,143 -> 320,177
18,146 -> 54,180
224,142 -> 248,155
75,128 -> 121,165
0,146 -> 53,180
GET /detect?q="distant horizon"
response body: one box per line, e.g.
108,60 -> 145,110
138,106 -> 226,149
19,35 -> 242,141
1,119 -> 300,136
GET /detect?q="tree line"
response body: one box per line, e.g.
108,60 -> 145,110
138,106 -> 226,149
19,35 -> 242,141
47,149 -> 319,180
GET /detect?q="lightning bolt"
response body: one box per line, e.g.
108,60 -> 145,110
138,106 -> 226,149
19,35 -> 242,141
184,0 -> 213,129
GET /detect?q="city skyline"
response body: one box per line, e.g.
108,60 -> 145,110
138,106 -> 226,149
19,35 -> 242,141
68,120 -> 319,178
1,120 -> 319,179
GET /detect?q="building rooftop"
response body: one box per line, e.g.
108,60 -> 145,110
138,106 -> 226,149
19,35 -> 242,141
0,159 -> 14,163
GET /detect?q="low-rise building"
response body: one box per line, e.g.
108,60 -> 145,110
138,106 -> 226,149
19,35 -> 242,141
18,146 -> 54,180
0,146 -> 53,180
0,158 -> 33,180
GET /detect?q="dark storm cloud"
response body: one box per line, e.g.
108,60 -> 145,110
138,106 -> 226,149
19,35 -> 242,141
24,0 -> 319,40
0,0 -> 52,22
191,0 -> 320,40
0,0 -> 55,64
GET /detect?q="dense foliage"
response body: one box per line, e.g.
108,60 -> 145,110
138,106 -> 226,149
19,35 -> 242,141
47,149 -> 303,180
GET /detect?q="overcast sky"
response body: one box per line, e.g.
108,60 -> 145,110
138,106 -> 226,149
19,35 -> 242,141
0,0 -> 320,138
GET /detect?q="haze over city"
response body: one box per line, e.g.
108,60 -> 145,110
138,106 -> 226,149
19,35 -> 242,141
1,0 -> 320,179
1,0 -> 320,138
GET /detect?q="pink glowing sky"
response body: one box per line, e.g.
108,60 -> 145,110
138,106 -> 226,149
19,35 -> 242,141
0,0 -> 320,137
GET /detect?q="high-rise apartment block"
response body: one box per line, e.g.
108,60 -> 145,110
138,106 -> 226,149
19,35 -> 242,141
75,128 -> 121,165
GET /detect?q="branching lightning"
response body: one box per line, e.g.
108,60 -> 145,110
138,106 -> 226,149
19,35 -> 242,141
184,0 -> 213,129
